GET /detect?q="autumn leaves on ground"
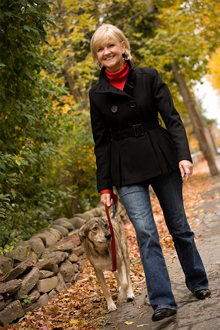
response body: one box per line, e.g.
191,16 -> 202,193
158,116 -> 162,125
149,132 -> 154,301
5,167 -> 213,330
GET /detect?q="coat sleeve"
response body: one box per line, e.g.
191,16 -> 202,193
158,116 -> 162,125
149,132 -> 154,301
150,69 -> 192,163
89,90 -> 113,192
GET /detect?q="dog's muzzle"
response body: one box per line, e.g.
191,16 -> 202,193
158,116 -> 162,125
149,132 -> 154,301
105,233 -> 112,241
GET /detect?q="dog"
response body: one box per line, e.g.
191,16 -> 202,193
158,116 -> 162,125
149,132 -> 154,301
79,205 -> 135,311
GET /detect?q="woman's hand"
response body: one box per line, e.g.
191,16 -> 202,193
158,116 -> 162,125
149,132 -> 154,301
179,160 -> 193,181
100,193 -> 114,207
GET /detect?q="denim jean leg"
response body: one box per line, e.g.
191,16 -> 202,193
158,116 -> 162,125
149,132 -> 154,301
151,169 -> 209,293
116,184 -> 177,311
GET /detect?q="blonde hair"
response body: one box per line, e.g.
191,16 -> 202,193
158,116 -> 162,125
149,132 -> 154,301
90,24 -> 132,69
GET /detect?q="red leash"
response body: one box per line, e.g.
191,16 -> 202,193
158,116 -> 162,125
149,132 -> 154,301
100,189 -> 118,272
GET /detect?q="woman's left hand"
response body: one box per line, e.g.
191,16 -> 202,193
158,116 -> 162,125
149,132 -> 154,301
179,160 -> 193,181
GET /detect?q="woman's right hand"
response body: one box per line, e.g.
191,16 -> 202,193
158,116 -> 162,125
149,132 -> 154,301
179,160 -> 193,181
100,193 -> 113,207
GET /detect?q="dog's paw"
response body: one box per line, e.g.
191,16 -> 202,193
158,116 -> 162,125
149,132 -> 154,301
127,294 -> 135,302
108,301 -> 117,311
127,297 -> 135,302
118,290 -> 127,304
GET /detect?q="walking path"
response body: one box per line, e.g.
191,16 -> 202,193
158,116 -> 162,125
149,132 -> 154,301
103,157 -> 220,330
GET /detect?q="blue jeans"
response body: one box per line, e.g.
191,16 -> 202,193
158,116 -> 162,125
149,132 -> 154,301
116,169 -> 208,311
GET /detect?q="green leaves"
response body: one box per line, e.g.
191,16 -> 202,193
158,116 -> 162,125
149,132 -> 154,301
0,0 -> 64,254
23,25 -> 30,32
21,294 -> 33,306
4,11 -> 12,17
45,106 -> 98,218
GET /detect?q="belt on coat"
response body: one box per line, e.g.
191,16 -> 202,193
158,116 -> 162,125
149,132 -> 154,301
110,119 -> 160,140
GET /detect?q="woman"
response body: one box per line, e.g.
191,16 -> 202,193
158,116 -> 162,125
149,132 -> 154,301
89,24 -> 211,322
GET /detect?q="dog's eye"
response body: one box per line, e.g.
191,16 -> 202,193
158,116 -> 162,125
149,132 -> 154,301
92,226 -> 98,231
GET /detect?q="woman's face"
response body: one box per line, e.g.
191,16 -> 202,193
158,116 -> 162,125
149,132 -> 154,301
96,38 -> 125,73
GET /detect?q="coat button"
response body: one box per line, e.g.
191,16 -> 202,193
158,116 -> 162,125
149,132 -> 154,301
130,100 -> 136,108
111,105 -> 118,113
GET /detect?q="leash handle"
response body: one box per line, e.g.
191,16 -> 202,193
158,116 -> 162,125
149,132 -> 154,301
100,189 -> 118,204
100,190 -> 118,271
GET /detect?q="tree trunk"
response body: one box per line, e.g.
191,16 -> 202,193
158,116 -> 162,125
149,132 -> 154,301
57,0 -> 88,109
172,59 -> 219,176
205,126 -> 219,155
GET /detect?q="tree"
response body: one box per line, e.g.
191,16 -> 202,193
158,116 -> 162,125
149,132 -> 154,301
194,99 -> 219,156
172,59 -> 219,175
45,104 -> 98,217
46,0 -> 102,107
0,0 -> 66,253
133,0 -> 220,175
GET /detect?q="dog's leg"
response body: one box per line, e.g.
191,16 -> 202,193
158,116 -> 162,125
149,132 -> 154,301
117,263 -> 128,305
114,270 -> 121,289
126,268 -> 135,301
94,268 -> 117,311
121,241 -> 135,301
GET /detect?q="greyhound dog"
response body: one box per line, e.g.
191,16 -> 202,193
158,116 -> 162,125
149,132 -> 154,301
79,206 -> 135,311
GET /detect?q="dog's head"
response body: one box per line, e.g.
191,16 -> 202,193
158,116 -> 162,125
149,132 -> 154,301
79,217 -> 111,244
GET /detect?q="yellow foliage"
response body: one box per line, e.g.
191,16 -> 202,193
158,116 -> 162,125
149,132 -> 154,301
208,47 -> 220,94
44,0 -> 103,108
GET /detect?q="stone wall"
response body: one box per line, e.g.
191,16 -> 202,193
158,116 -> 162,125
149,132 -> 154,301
0,205 -> 107,325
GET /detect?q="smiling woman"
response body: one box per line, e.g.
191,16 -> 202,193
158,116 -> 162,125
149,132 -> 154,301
89,23 -> 211,322
90,24 -> 132,70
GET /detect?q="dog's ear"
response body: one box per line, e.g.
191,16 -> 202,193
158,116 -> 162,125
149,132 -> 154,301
79,224 -> 87,242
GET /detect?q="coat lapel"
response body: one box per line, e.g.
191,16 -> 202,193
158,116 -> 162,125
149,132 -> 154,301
94,61 -> 136,99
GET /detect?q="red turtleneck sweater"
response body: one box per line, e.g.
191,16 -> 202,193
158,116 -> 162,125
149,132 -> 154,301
105,61 -> 129,90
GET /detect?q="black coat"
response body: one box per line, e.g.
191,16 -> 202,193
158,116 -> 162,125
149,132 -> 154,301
89,61 -> 192,192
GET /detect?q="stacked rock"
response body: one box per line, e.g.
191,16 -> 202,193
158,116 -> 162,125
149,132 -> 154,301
0,206 -> 105,325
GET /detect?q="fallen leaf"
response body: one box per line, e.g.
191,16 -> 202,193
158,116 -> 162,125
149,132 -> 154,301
69,319 -> 78,325
101,309 -> 109,314
137,325 -> 149,327
125,321 -> 134,325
